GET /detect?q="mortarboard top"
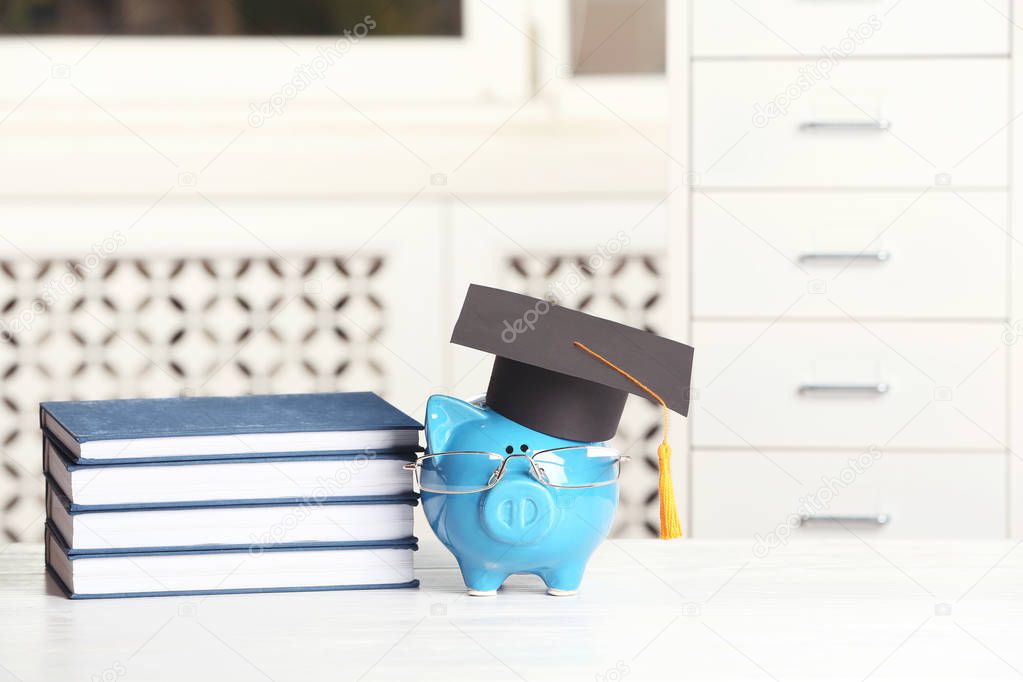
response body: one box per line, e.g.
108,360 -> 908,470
450,284 -> 695,443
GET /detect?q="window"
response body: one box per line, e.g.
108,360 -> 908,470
570,0 -> 665,75
0,1 -> 529,104
1,0 -> 461,36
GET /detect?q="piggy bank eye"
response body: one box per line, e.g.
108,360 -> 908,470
520,444 -> 529,452
505,445 -> 514,454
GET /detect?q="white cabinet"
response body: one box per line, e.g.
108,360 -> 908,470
692,191 -> 1008,319
692,60 -> 1009,188
692,0 -> 1011,58
692,450 -> 1007,539
672,0 -> 1014,538
693,321 -> 1006,450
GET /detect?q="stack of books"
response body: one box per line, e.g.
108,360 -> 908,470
40,392 -> 422,599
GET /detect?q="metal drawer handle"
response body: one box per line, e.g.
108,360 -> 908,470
799,120 -> 890,132
799,514 -> 890,527
798,383 -> 890,395
798,250 -> 890,264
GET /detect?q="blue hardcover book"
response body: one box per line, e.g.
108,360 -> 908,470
43,433 -> 416,508
45,525 -> 419,599
40,391 -> 422,463
46,479 -> 419,554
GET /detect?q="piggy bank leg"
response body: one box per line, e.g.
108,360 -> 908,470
540,561 -> 586,596
459,562 -> 507,597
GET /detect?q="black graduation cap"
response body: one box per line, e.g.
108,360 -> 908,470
451,284 -> 695,443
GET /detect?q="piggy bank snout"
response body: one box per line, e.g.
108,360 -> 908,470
480,479 -> 556,546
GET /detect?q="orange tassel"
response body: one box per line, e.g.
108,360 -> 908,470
657,442 -> 683,539
573,341 -> 683,539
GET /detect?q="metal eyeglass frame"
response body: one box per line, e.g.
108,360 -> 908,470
403,446 -> 631,494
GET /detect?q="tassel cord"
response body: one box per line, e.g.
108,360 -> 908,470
572,341 -> 683,539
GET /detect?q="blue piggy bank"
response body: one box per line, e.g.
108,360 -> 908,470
421,394 -> 620,596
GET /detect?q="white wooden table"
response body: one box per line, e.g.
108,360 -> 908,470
1,539 -> 1022,681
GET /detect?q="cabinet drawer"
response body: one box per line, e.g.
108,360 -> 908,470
692,450 -> 1006,539
692,60 -> 1008,188
692,191 -> 1007,319
692,322 -> 1006,450
692,0 -> 1010,57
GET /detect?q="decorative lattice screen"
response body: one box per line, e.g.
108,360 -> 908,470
0,251 -> 667,541
0,255 -> 388,541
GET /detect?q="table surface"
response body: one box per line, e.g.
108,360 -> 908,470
2,538 -> 1022,681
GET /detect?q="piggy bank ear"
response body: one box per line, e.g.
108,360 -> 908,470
425,394 -> 487,453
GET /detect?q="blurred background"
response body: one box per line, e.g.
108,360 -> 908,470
1,0 -> 1019,547
0,0 -> 674,542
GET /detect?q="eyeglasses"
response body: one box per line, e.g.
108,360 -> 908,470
403,446 -> 630,494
